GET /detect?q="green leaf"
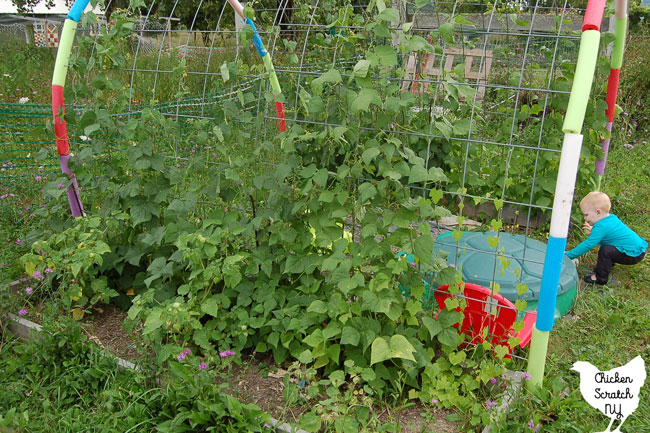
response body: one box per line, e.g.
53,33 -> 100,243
220,61 -> 230,82
438,308 -> 462,327
370,335 -> 417,365
437,328 -> 459,347
439,22 -> 454,43
378,8 -> 398,22
201,297 -> 220,317
311,68 -> 342,93
299,412 -> 322,433
351,88 -> 381,113
169,361 -> 192,382
435,121 -> 452,140
362,147 -> 380,165
421,316 -> 442,339
307,300 -> 328,314
84,123 -> 101,136
370,337 -> 391,365
304,329 -> 324,347
131,204 -> 152,226
313,168 -> 328,186
142,309 -> 162,335
389,335 -> 416,362
323,323 -> 341,340
147,257 -> 173,279
193,329 -> 210,349
353,59 -> 371,78
414,233 -> 434,263
415,0 -> 430,8
358,182 -> 377,203
341,326 -> 361,345
429,189 -> 444,204
408,165 -> 429,183
453,118 -> 471,135
298,349 -> 313,364
448,350 -> 466,365
375,45 -> 397,66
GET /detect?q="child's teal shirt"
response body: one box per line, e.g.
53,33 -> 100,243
566,214 -> 647,259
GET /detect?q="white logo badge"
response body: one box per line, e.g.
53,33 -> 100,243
571,355 -> 646,433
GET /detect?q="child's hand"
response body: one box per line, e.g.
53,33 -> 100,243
582,222 -> 592,235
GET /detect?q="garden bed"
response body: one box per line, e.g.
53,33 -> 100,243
4,279 -> 460,433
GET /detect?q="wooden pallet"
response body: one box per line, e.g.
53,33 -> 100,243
401,48 -> 493,100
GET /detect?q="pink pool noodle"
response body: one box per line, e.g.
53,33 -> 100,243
605,69 -> 620,122
52,85 -> 70,156
596,122 -> 613,176
582,0 -> 607,31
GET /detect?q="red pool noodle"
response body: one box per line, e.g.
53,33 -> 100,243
582,0 -> 607,31
275,101 -> 287,132
605,69 -> 620,123
51,84 -> 69,156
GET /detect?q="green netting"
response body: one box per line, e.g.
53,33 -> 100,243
0,75 -> 266,189
0,103 -> 60,188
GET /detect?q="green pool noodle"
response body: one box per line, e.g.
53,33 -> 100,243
612,17 -> 627,69
526,327 -> 550,389
562,30 -> 601,134
52,20 -> 78,87
263,54 -> 282,96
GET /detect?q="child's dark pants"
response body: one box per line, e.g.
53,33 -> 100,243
594,245 -> 646,282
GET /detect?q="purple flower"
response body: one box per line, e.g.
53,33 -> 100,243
177,352 -> 186,361
528,420 -> 540,431
15,239 -> 23,245
25,287 -> 34,295
219,350 -> 235,358
199,362 -> 207,370
57,183 -> 65,189
183,348 -> 191,355
486,400 -> 497,410
431,399 -> 439,404
523,372 -> 531,380
18,309 -> 28,316
44,268 -> 53,274
263,423 -> 272,429
32,271 -> 44,280
35,176 -> 42,181
489,377 -> 497,384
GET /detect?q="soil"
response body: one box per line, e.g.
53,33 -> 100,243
217,359 -> 457,433
83,303 -> 139,361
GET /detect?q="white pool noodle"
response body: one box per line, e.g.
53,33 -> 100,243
549,133 -> 584,239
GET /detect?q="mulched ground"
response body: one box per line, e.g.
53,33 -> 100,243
83,303 -> 139,361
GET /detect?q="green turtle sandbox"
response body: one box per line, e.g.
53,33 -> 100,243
433,231 -> 578,320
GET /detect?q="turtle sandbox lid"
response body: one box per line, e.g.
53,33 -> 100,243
434,231 -> 578,319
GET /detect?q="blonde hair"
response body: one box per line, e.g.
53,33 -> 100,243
580,191 -> 611,212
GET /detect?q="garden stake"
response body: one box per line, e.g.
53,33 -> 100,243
595,0 -> 628,190
51,0 -> 90,217
527,0 -> 607,389
226,0 -> 287,132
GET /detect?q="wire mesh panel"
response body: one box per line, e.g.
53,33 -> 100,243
12,0 -> 610,363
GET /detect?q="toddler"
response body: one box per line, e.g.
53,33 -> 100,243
566,191 -> 647,285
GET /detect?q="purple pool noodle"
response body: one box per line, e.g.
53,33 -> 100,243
595,122 -> 613,176
59,154 -> 85,217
